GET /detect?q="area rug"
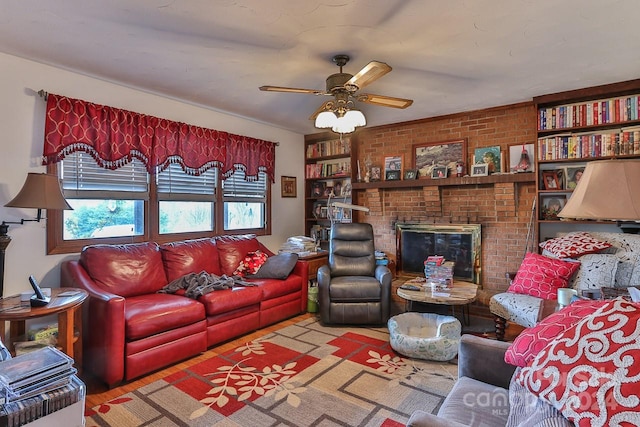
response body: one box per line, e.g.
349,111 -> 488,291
85,317 -> 457,426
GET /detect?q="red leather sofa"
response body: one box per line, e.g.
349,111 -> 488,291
60,235 -> 309,387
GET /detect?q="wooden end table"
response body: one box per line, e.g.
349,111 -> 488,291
0,287 -> 88,370
397,277 -> 478,325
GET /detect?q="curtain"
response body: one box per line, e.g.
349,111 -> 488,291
42,93 -> 276,182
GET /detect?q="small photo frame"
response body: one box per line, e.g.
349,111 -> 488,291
542,170 -> 562,190
404,169 -> 418,180
385,170 -> 401,181
508,143 -> 535,173
566,166 -> 585,190
384,155 -> 403,179
281,176 -> 296,198
470,163 -> 489,176
370,166 -> 382,181
312,201 -> 325,218
311,181 -> 325,197
473,146 -> 502,174
431,166 -> 448,179
541,195 -> 566,220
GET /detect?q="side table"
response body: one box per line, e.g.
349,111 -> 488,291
0,287 -> 88,370
297,252 -> 329,313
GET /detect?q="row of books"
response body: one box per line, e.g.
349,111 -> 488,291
306,138 -> 350,159
537,129 -> 640,161
305,161 -> 351,179
538,94 -> 640,130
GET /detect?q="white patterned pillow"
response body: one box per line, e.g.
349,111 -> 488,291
569,253 -> 618,292
517,298 -> 640,426
613,251 -> 639,288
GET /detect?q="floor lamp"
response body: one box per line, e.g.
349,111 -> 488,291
0,173 -> 72,298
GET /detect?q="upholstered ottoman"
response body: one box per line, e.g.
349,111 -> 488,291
388,312 -> 461,361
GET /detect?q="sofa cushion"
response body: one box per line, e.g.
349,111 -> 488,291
568,253 -> 619,292
160,238 -> 221,282
233,250 -> 268,277
508,252 -> 580,300
437,376 -> 510,426
198,286 -> 263,316
81,241 -> 168,297
539,231 -> 612,258
504,299 -> 606,367
517,298 -> 640,426
124,293 -> 205,340
216,234 -> 261,276
248,252 -> 299,279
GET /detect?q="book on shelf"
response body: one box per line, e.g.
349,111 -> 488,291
538,94 -> 640,131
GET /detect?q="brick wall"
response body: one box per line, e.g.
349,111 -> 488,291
352,102 -> 537,296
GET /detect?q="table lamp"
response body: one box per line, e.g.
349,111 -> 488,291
557,159 -> 640,232
0,173 -> 72,298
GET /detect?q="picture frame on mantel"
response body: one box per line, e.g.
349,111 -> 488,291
413,139 -> 466,179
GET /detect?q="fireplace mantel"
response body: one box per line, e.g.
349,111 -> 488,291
351,171 -> 534,190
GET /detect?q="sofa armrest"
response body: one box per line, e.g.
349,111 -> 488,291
61,260 -> 127,386
458,334 -> 516,390
407,410 -> 467,427
290,259 -> 309,313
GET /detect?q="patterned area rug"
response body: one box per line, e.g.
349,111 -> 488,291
85,317 -> 457,426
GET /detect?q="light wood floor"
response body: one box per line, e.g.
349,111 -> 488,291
81,312 -> 523,410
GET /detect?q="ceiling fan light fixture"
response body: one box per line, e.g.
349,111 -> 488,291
315,111 -> 337,128
344,109 -> 366,127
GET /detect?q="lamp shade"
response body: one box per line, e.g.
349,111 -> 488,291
558,159 -> 640,221
315,111 -> 337,128
5,173 -> 72,210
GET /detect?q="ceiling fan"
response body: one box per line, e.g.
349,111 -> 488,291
259,54 -> 413,128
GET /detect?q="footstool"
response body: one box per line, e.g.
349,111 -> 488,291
388,312 -> 461,361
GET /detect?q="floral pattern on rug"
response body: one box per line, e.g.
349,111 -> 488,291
86,318 -> 456,427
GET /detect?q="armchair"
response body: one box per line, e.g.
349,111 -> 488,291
317,223 -> 392,325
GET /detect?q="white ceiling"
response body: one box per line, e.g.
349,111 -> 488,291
2,0 -> 640,135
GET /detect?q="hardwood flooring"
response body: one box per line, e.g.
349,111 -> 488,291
81,312 -> 523,410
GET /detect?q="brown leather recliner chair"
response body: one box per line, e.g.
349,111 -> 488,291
317,222 -> 392,325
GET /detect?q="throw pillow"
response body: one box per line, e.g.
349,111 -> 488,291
568,253 -> 618,292
517,298 -> 640,426
233,250 -> 268,277
507,252 -> 580,300
504,299 -> 606,367
248,252 -> 299,280
539,231 -> 612,259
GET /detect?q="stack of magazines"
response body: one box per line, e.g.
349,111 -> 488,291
0,346 -> 85,426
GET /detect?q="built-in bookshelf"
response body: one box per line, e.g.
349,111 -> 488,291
534,79 -> 640,242
304,133 -> 356,248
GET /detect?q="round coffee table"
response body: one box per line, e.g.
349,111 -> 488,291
397,277 -> 478,325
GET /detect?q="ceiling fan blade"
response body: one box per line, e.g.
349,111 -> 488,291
345,61 -> 392,90
259,85 -> 324,95
357,93 -> 413,109
309,100 -> 332,120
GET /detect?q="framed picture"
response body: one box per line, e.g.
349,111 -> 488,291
541,195 -> 566,220
431,166 -> 448,179
281,176 -> 296,197
473,146 -> 501,174
370,166 -> 382,181
339,179 -> 352,196
384,155 -> 403,178
471,163 -> 489,176
310,181 -> 325,197
566,166 -> 585,190
413,139 -> 466,179
404,169 -> 418,180
508,143 -> 535,173
312,201 -> 325,218
385,170 -> 401,181
542,170 -> 562,190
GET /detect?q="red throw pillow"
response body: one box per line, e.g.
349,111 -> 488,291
233,250 -> 268,277
517,298 -> 640,426
539,232 -> 612,259
504,299 -> 606,367
507,252 -> 580,300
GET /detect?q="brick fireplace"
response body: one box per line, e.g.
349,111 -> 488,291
348,102 -> 537,298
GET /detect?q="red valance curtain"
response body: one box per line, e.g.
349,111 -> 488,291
42,93 -> 276,182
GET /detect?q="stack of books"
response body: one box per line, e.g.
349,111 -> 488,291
279,236 -> 318,256
424,256 -> 455,287
0,346 -> 84,426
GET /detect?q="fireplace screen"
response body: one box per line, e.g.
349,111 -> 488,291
396,223 -> 481,284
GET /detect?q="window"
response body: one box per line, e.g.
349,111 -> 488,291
47,156 -> 271,254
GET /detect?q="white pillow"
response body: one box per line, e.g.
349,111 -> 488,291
569,253 -> 618,292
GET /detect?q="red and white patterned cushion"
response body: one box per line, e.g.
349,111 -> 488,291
233,250 -> 268,277
517,298 -> 640,426
504,299 -> 606,367
507,252 -> 580,300
539,232 -> 612,259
